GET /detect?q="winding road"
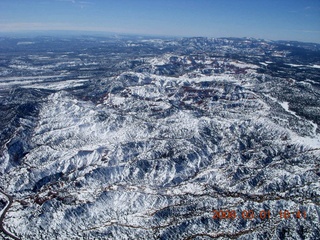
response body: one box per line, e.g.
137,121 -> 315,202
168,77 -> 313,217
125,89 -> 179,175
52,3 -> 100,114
0,189 -> 20,240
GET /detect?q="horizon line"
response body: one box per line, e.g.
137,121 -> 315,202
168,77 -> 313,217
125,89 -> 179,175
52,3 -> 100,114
0,29 -> 319,45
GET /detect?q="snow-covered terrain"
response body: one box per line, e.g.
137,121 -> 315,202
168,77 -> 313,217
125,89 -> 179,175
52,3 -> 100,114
0,36 -> 319,239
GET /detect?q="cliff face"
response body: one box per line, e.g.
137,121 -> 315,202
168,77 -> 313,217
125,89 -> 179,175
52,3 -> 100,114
0,36 -> 319,239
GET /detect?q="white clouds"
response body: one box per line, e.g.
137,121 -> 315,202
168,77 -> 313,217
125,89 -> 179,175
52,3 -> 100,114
0,22 -> 39,31
0,22 -> 143,35
56,0 -> 93,8
56,0 -> 76,3
0,22 -> 79,32
79,1 -> 94,4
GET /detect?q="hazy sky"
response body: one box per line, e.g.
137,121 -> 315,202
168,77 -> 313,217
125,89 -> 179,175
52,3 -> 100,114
0,0 -> 319,43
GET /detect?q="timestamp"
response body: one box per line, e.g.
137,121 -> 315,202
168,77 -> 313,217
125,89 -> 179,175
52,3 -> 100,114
212,209 -> 307,220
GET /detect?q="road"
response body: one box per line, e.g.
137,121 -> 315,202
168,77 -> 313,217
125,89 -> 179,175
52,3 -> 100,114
0,189 -> 20,240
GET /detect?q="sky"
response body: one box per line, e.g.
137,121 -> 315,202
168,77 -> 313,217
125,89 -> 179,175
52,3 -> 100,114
0,0 -> 319,43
